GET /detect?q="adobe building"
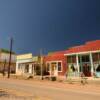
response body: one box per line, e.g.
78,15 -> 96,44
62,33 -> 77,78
0,49 -> 16,74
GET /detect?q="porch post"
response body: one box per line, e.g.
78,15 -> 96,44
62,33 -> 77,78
79,55 -> 82,73
50,62 -> 52,77
29,64 -> 32,74
16,62 -> 19,74
56,62 -> 58,76
22,64 -> 25,74
76,54 -> 79,72
76,54 -> 80,76
90,52 -> 94,76
33,64 -> 35,76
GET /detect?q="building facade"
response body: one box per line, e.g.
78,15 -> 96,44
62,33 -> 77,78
64,40 -> 100,77
44,51 -> 67,78
16,53 -> 33,75
0,49 -> 16,74
16,40 -> 100,78
44,40 -> 100,78
16,53 -> 43,76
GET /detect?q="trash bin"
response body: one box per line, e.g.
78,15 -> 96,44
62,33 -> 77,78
51,76 -> 56,81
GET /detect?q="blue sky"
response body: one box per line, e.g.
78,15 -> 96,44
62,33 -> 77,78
0,0 -> 99,54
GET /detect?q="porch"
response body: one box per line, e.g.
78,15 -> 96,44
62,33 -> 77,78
65,51 -> 100,78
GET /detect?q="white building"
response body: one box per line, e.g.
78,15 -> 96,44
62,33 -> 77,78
16,53 -> 40,76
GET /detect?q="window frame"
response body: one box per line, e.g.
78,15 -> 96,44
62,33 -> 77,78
46,61 -> 63,72
46,62 -> 50,72
58,62 -> 62,72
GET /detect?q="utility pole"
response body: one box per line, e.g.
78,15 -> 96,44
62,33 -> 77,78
40,49 -> 43,80
8,37 -> 13,78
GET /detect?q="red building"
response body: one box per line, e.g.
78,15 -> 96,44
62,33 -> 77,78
44,40 -> 100,78
44,51 -> 67,78
65,40 -> 100,77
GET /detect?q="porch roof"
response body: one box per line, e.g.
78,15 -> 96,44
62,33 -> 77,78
64,40 -> 100,56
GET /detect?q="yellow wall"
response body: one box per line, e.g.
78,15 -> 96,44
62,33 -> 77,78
17,53 -> 32,60
32,56 -> 38,62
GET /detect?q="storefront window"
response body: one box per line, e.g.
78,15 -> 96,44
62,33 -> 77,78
82,55 -> 90,62
18,64 -> 20,70
67,55 -> 76,63
96,65 -> 100,72
93,53 -> 100,62
47,63 -> 50,71
18,64 -> 23,70
58,62 -> 62,71
25,64 -> 29,73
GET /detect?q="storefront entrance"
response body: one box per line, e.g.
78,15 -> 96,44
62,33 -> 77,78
79,55 -> 91,77
51,62 -> 57,76
82,63 -> 91,76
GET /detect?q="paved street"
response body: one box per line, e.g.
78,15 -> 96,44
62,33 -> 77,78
0,78 -> 100,100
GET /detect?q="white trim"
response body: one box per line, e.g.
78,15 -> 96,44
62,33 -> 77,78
46,60 -> 62,63
64,50 -> 100,56
76,54 -> 80,73
46,61 -> 63,72
57,61 -> 63,72
90,53 -> 94,76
